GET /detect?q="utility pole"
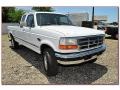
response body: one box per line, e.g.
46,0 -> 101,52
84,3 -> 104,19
92,7 -> 94,28
67,12 -> 70,17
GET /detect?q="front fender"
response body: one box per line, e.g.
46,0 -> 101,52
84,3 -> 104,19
40,39 -> 58,53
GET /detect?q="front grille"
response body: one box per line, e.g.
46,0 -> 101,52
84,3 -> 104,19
77,35 -> 104,50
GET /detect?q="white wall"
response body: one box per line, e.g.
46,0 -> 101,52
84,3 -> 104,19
2,23 -> 19,34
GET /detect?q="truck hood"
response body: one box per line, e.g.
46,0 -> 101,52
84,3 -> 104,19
41,25 -> 105,37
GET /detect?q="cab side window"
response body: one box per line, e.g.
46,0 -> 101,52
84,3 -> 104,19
26,14 -> 35,27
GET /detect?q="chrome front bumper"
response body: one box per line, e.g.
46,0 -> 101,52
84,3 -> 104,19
55,44 -> 106,59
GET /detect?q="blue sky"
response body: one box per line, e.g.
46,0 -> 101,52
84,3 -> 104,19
16,6 -> 118,23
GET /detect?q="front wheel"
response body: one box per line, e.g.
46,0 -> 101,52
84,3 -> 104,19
43,48 -> 58,76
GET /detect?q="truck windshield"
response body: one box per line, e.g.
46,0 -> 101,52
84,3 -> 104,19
36,13 -> 73,26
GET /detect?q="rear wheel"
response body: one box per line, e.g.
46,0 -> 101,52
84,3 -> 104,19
111,34 -> 118,39
43,48 -> 58,76
115,34 -> 118,39
10,35 -> 19,49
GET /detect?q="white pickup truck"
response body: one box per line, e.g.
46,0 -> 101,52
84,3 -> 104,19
8,12 -> 106,76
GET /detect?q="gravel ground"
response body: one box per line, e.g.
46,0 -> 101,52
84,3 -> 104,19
1,35 -> 119,85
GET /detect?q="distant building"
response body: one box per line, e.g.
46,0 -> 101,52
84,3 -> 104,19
94,16 -> 108,30
94,16 -> 108,24
94,16 -> 107,21
66,13 -> 108,30
67,13 -> 89,26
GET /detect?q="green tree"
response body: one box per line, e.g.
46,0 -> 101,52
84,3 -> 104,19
32,7 -> 54,12
8,9 -> 25,22
2,7 -> 25,23
2,7 -> 15,22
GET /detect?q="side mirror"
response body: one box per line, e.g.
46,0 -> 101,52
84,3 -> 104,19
20,21 -> 26,28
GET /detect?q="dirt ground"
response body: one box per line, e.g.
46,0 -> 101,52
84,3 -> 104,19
1,35 -> 119,85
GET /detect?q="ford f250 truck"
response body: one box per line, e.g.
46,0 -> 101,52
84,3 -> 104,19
8,12 -> 106,76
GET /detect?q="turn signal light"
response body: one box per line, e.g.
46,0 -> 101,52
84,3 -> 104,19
59,45 -> 78,50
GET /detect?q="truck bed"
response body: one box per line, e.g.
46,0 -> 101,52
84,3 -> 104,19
8,26 -> 20,30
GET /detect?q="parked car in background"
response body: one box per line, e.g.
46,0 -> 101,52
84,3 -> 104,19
97,21 -> 106,30
105,22 -> 118,39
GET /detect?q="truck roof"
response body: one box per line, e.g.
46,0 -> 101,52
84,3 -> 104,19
24,12 -> 65,15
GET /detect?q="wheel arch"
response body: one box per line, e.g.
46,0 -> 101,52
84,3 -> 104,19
8,32 -> 14,39
40,39 -> 58,54
9,33 -> 13,37
40,44 -> 55,54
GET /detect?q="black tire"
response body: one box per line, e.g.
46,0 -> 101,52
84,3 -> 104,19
115,34 -> 118,40
111,34 -> 118,40
10,35 -> 19,49
43,48 -> 58,76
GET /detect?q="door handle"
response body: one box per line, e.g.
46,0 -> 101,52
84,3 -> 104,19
37,38 -> 41,41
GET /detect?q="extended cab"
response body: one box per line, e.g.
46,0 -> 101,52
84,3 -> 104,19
8,12 -> 106,76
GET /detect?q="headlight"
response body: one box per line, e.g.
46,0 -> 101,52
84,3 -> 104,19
59,37 -> 78,50
59,37 -> 77,45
